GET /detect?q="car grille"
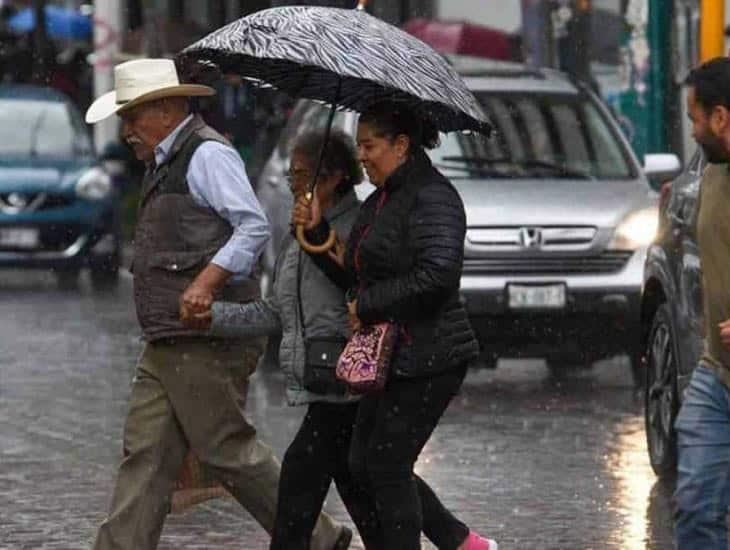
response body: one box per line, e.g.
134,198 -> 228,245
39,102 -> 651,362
0,224 -> 83,252
466,226 -> 597,250
462,251 -> 633,275
0,192 -> 74,214
41,225 -> 84,251
39,194 -> 75,210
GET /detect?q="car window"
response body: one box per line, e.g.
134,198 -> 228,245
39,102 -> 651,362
668,149 -> 702,206
0,99 -> 86,158
664,148 -> 702,233
276,102 -> 347,159
276,102 -> 315,157
476,96 -> 523,160
518,98 -> 555,162
550,102 -> 591,168
308,105 -> 347,132
432,92 -> 634,180
688,149 -> 706,177
67,101 -> 94,157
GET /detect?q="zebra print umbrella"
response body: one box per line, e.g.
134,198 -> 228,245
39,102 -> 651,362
179,5 -> 492,136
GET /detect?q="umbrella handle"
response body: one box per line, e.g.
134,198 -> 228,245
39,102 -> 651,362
356,0 -> 369,10
295,224 -> 337,254
295,191 -> 337,253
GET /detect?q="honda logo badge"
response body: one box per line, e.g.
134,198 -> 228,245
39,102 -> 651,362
519,227 -> 543,249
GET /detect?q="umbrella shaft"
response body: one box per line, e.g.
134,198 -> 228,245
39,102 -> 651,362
309,78 -> 342,194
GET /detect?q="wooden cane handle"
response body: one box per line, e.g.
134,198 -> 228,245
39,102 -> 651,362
296,224 -> 337,254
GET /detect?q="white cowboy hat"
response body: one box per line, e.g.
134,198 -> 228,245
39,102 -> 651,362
85,58 -> 215,123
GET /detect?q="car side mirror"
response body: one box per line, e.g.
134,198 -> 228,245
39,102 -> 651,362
644,153 -> 682,189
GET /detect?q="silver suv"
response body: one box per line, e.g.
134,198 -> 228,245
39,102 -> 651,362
255,57 -> 680,379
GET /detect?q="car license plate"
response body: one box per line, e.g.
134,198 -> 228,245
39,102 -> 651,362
508,284 -> 566,310
0,228 -> 40,249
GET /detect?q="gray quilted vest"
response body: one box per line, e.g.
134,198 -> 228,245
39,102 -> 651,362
132,114 -> 260,341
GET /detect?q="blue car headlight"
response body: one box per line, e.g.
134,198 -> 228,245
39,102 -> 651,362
75,167 -> 112,201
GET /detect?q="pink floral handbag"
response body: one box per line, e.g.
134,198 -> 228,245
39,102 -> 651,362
336,322 -> 397,394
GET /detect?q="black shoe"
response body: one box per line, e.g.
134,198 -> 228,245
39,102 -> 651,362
333,526 -> 352,550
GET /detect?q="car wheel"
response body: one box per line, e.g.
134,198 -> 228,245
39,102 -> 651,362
89,238 -> 121,289
545,353 -> 589,378
477,349 -> 498,369
90,260 -> 120,289
644,303 -> 679,478
628,350 -> 646,390
54,268 -> 80,290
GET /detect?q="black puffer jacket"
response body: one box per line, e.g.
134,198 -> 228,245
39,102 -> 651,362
320,150 -> 479,378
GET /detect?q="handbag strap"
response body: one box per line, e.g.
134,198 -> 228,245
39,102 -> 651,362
296,248 -> 306,339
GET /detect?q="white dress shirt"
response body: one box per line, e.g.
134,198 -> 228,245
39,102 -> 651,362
153,114 -> 270,279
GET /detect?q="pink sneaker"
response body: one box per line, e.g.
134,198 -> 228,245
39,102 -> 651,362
464,530 -> 499,550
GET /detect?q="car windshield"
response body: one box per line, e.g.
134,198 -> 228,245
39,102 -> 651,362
0,99 -> 92,159
431,91 -> 634,180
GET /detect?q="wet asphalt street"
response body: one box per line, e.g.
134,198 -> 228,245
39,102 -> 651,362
1,270 -> 676,550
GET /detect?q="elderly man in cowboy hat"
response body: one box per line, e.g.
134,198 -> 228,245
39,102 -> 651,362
87,58 -> 351,550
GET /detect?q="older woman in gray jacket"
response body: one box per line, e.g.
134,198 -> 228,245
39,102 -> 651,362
204,130 -> 377,550
201,129 -> 486,550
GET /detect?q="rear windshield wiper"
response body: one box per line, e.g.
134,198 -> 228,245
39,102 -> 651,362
440,156 -> 595,180
515,160 -> 595,180
441,155 -> 512,164
432,162 -> 516,179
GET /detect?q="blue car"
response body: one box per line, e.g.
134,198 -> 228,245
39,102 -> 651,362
0,85 -> 122,287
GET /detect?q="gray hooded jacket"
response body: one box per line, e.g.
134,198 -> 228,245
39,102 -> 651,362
210,189 -> 360,406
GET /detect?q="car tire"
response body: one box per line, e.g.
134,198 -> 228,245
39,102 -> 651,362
90,263 -> 120,289
644,303 -> 679,478
89,238 -> 121,290
545,353 -> 589,378
477,350 -> 498,369
629,349 -> 645,389
54,268 -> 80,290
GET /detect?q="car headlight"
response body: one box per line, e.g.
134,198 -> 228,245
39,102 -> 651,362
76,167 -> 112,201
101,159 -> 126,177
610,207 -> 659,249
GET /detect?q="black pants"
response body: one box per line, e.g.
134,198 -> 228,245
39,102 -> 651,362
271,394 -> 469,549
349,365 -> 470,550
270,401 -> 380,550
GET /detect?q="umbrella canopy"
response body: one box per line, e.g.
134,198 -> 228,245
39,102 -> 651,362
403,18 -> 520,62
8,5 -> 92,40
180,6 -> 492,136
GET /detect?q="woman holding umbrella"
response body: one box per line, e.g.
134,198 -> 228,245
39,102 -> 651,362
293,100 -> 498,550
180,5 -> 497,547
198,126 -> 495,550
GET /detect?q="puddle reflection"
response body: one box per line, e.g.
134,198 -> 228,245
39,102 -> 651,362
607,416 -> 675,549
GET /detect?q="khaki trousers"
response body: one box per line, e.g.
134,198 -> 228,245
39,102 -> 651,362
93,337 -> 342,550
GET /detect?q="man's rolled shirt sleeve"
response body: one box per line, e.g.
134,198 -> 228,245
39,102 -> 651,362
186,141 -> 270,277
